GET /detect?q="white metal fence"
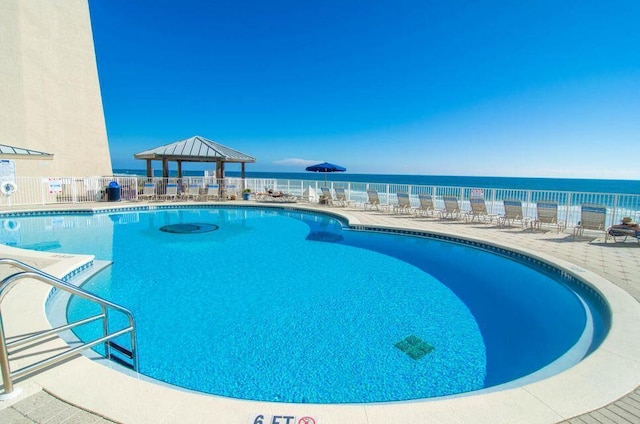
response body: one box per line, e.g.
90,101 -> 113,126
1,176 -> 638,229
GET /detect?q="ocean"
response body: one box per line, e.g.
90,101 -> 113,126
113,169 -> 639,195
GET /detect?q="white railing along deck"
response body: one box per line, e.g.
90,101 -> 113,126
0,176 -> 638,230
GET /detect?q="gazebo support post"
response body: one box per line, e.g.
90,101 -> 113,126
162,159 -> 169,195
215,160 -> 223,198
146,160 -> 153,179
241,162 -> 246,191
177,161 -> 183,193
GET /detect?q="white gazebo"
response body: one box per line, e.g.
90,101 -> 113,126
133,135 -> 256,179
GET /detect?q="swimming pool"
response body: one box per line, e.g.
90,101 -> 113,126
1,206 -> 609,403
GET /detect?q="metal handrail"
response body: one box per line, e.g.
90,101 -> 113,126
0,258 -> 138,397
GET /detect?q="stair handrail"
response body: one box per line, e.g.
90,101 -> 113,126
0,258 -> 138,398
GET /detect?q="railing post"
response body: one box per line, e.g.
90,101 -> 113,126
565,192 -> 572,227
102,306 -> 110,359
408,185 -> 413,206
0,315 -> 16,398
490,189 -> 496,214
526,190 -> 532,221
612,195 -> 618,227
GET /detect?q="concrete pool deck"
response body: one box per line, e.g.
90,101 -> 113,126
0,201 -> 639,424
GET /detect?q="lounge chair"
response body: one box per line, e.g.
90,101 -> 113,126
440,196 -> 461,220
319,187 -> 333,205
256,188 -> 297,203
138,182 -> 156,201
574,204 -> 607,237
393,192 -> 413,214
160,183 -> 178,201
606,222 -> 640,243
532,200 -> 564,233
184,184 -> 201,201
500,199 -> 528,228
334,187 -> 353,207
225,184 -> 239,200
365,190 -> 388,211
466,196 -> 495,223
415,193 -> 435,217
205,184 -> 220,201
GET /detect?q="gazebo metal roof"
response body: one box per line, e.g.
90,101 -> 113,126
0,144 -> 53,157
134,135 -> 255,163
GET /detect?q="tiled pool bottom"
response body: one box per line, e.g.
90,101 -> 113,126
1,202 -> 640,423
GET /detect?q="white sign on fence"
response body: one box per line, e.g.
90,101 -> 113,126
48,178 -> 63,193
470,189 -> 485,198
0,160 -> 16,182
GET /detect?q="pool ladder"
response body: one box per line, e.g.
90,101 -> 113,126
0,258 -> 138,399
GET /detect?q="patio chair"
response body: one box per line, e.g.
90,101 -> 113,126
532,201 -> 564,233
138,182 -> 156,201
334,187 -> 353,207
440,196 -> 461,220
500,199 -> 528,228
365,190 -> 388,211
466,196 -> 495,223
415,193 -> 436,217
574,204 -> 607,237
319,187 -> 333,205
393,192 -> 413,214
159,183 -> 179,201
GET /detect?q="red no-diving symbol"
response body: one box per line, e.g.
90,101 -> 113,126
299,417 -> 316,424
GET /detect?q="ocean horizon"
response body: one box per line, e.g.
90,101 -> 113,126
113,169 -> 639,195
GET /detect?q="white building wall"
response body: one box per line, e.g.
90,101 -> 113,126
0,0 -> 112,177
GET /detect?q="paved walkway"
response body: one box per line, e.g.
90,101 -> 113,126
0,390 -> 116,424
1,202 -> 639,423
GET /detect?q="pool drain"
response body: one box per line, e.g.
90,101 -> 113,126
394,335 -> 434,360
159,223 -> 219,234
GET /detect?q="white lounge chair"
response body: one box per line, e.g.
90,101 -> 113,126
160,183 -> 179,201
319,187 -> 333,205
225,184 -> 239,200
440,196 -> 461,219
334,187 -> 353,207
365,190 -> 388,211
532,200 -> 564,233
138,182 -> 156,201
574,204 -> 607,237
415,193 -> 435,217
184,184 -> 201,201
500,199 -> 528,228
205,184 -> 220,201
394,192 -> 412,214
466,196 -> 495,223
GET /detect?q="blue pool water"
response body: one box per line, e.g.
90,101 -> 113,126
1,207 -> 607,403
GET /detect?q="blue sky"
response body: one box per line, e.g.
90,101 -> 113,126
89,0 -> 640,179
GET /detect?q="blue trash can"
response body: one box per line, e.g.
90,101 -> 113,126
107,181 -> 121,201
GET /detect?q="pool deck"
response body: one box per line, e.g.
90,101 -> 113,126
1,200 -> 640,424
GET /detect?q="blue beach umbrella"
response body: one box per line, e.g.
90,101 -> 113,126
305,162 -> 346,185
